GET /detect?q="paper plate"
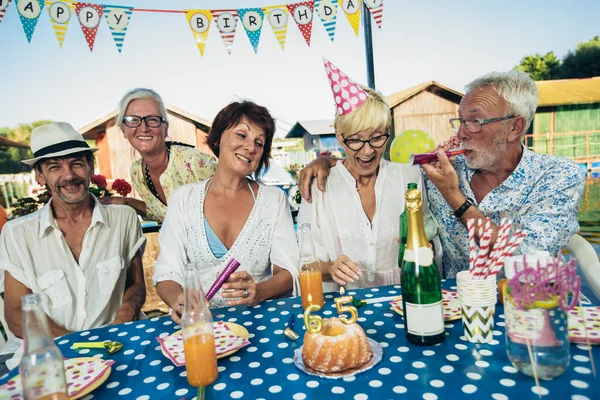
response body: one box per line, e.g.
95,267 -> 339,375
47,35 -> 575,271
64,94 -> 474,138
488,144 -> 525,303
293,338 -> 383,379
159,321 -> 250,366
567,306 -> 600,345
0,357 -> 114,400
390,289 -> 461,321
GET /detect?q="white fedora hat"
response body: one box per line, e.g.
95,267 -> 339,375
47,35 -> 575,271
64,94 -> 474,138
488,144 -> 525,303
22,122 -> 98,166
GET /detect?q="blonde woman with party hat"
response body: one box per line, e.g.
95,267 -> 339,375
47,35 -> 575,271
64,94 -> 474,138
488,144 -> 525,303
297,59 -> 438,291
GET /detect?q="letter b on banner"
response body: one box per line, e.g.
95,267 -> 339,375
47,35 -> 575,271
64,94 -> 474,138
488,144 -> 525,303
190,12 -> 209,33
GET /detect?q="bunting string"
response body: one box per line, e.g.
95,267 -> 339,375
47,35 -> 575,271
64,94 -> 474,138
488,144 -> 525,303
1,0 -> 384,54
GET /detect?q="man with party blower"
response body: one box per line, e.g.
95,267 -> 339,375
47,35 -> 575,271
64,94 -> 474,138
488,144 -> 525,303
0,122 -> 146,375
300,70 -> 585,278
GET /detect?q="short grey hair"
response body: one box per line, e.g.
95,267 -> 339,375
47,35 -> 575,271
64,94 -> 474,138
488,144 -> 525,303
464,71 -> 539,137
116,88 -> 168,130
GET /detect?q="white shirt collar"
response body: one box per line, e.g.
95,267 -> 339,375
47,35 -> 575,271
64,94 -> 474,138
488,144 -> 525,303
38,195 -> 108,238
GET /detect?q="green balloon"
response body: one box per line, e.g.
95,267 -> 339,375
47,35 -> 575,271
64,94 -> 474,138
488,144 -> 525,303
390,129 -> 436,164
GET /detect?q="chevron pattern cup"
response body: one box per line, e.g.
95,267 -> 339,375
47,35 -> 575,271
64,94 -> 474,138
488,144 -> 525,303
461,304 -> 495,343
456,270 -> 498,344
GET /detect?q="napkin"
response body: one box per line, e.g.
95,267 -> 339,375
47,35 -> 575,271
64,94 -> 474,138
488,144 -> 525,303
157,321 -> 250,366
0,358 -> 114,400
390,289 -> 461,321
568,306 -> 600,344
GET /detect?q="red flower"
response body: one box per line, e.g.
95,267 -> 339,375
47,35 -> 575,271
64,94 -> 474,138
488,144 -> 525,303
112,179 -> 132,197
91,174 -> 108,188
319,150 -> 332,157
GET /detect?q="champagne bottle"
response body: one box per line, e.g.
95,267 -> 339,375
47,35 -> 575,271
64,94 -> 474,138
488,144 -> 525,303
20,294 -> 69,400
398,183 -> 418,268
401,187 -> 445,345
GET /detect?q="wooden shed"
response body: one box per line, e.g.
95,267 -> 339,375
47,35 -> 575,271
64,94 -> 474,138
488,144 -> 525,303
78,105 -> 213,180
387,81 -> 463,145
528,77 -> 600,171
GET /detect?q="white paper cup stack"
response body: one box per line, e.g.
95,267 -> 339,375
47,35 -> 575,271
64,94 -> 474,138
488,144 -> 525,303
456,271 -> 497,343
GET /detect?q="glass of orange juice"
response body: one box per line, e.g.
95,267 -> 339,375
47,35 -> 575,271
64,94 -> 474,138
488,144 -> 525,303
181,263 -> 218,399
298,224 -> 324,309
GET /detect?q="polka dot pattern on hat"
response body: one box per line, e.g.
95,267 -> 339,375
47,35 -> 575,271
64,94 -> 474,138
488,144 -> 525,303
323,58 -> 369,116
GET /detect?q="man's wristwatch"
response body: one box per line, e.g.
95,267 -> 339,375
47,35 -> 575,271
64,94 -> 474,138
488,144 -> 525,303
453,199 -> 473,219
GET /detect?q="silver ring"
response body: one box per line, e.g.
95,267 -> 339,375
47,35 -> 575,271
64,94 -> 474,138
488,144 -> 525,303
243,289 -> 249,298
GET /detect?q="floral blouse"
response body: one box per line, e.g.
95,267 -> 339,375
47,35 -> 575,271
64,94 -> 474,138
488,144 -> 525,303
425,146 -> 586,278
130,144 -> 217,222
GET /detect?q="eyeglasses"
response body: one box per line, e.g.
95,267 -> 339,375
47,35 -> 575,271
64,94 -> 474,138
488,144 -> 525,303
343,133 -> 390,151
122,115 -> 165,128
449,115 -> 516,134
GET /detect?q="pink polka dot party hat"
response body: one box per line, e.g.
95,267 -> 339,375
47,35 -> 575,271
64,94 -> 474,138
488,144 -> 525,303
323,58 -> 369,116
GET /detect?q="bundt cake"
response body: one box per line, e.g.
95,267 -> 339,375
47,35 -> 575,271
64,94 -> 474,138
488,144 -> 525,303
302,317 -> 373,373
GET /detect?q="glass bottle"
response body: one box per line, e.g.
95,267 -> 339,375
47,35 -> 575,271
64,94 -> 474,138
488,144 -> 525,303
20,293 -> 68,400
401,187 -> 445,345
298,223 -> 324,309
398,182 -> 418,268
181,263 -> 218,389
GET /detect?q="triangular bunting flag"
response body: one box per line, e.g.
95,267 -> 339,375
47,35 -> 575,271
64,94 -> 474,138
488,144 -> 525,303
75,2 -> 103,51
16,0 -> 45,42
0,0 -> 12,25
102,5 -> 132,53
314,0 -> 338,42
287,1 -> 314,47
211,9 -> 239,55
238,7 -> 264,54
46,0 -> 75,48
184,9 -> 212,56
365,0 -> 383,29
340,0 -> 361,36
262,4 -> 289,51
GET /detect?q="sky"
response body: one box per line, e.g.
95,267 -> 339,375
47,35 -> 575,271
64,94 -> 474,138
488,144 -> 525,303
0,0 -> 599,138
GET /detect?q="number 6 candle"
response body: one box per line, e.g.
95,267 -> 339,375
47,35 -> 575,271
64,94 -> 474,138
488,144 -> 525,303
303,294 -> 323,334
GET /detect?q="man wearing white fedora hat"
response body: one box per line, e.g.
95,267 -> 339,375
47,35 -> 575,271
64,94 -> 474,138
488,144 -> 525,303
0,122 -> 146,374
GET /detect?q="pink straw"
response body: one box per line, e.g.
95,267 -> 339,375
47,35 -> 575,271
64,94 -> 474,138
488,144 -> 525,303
467,218 -> 476,273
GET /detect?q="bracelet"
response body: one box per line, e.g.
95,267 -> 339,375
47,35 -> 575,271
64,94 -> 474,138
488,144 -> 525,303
453,199 -> 473,219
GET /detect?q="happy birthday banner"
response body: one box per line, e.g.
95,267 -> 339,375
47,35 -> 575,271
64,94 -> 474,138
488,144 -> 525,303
0,0 -> 384,54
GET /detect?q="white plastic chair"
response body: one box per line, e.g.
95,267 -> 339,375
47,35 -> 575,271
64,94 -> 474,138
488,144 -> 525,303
567,234 -> 600,300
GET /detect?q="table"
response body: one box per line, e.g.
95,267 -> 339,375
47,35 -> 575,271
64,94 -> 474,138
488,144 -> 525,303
2,281 -> 599,399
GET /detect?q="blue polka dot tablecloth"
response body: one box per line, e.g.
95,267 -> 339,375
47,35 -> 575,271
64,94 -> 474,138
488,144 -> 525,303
1,281 -> 598,400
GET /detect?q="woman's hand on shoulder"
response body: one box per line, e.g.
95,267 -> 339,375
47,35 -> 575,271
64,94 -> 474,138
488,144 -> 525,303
222,271 -> 261,307
330,255 -> 361,286
99,196 -> 128,206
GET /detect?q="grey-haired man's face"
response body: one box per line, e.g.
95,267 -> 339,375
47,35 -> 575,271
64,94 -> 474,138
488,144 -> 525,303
35,154 -> 93,205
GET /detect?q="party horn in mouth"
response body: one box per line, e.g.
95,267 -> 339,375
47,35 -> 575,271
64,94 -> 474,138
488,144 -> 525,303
206,258 -> 241,301
408,149 -> 467,166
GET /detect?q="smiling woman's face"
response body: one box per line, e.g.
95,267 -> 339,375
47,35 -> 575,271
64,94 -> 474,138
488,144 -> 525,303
337,129 -> 388,178
217,117 -> 266,177
122,98 -> 168,155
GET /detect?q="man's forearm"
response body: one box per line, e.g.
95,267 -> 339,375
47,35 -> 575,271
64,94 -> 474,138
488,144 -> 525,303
115,282 -> 146,323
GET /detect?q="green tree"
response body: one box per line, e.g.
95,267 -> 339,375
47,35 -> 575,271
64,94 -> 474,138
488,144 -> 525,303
0,120 -> 51,174
514,51 -> 561,81
558,36 -> 600,79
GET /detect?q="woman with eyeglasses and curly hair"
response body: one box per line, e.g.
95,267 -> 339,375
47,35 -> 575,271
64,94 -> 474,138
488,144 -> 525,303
101,88 -> 216,222
297,64 -> 437,291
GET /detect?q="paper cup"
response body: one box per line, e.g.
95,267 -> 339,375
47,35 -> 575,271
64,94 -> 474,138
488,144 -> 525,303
457,271 -> 497,306
461,304 -> 495,343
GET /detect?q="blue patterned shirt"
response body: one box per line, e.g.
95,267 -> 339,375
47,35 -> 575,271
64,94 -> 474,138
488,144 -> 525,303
425,147 -> 586,278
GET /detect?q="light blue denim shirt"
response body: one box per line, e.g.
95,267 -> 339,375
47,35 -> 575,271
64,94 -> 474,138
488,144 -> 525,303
425,146 -> 586,278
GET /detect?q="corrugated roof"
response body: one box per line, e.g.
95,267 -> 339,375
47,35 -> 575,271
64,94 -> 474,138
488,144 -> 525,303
536,77 -> 600,107
387,81 -> 462,108
286,120 -> 334,138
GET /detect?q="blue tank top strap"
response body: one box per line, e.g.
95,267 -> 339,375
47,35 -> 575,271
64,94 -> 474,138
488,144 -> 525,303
204,218 -> 229,259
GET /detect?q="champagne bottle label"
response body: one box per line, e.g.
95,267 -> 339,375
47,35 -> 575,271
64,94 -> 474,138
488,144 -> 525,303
403,247 -> 434,266
405,301 -> 445,336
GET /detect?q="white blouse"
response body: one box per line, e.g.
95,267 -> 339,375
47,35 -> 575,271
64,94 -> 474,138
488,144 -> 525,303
297,160 -> 437,292
153,180 -> 300,308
